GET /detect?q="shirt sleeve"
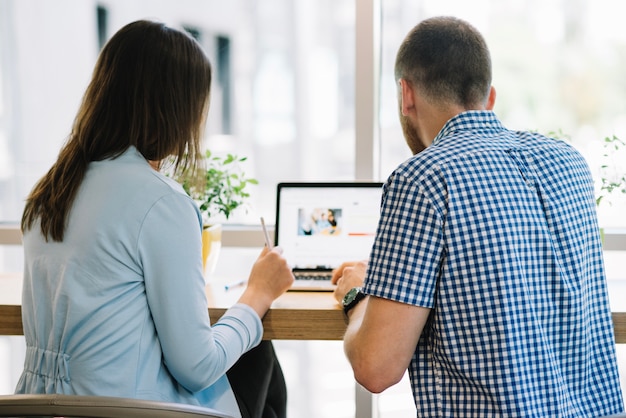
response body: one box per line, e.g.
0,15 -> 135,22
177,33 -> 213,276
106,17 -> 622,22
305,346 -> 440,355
363,170 -> 445,308
137,192 -> 262,393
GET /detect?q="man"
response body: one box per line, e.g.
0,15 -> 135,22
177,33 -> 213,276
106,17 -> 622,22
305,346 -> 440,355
332,16 -> 624,416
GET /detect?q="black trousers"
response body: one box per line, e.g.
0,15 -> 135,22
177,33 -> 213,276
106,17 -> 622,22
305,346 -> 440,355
226,341 -> 287,418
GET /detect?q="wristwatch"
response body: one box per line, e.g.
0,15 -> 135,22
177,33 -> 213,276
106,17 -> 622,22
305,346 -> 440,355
342,287 -> 366,316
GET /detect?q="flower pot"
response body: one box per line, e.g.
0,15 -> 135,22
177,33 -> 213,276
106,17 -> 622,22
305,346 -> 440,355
202,223 -> 222,279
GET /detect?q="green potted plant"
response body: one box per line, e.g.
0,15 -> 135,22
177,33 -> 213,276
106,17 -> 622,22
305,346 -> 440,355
546,131 -> 626,244
595,135 -> 626,207
595,135 -> 626,245
547,131 -> 626,207
175,150 -> 258,276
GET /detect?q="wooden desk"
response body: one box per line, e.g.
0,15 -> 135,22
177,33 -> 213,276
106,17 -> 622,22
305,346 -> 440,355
1,273 -> 625,344
0,273 -> 347,339
205,282 -> 346,340
0,273 -> 22,336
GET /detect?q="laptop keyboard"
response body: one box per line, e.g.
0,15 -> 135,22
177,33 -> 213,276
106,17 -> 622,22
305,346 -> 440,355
290,271 -> 336,291
294,272 -> 332,282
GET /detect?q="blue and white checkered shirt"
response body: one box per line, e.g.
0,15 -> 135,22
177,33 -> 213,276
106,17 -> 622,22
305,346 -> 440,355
364,111 -> 624,417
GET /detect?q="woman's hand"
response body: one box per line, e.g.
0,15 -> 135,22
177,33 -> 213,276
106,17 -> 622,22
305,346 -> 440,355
237,246 -> 294,318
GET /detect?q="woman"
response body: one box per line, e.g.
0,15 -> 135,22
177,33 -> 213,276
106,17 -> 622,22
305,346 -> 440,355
17,20 -> 294,418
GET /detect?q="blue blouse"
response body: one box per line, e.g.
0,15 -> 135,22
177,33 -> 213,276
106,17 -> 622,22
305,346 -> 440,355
16,147 -> 262,417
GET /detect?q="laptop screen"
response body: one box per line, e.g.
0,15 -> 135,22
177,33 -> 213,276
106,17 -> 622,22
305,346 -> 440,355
275,182 -> 383,271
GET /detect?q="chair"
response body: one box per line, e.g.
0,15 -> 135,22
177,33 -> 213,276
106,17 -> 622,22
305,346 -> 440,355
0,394 -> 234,418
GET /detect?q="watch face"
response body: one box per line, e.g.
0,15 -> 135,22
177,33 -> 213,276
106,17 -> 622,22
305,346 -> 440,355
343,287 -> 360,306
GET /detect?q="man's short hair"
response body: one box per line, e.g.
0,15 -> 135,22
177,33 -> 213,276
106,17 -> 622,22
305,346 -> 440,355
394,16 -> 492,108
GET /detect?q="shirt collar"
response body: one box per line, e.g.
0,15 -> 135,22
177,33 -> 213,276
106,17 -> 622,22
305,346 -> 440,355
432,110 -> 505,146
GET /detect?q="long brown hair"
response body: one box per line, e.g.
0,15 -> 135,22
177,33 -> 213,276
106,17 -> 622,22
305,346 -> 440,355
21,20 -> 212,241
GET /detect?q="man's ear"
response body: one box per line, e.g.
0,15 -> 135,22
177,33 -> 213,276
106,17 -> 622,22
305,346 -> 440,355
485,86 -> 496,110
399,78 -> 416,116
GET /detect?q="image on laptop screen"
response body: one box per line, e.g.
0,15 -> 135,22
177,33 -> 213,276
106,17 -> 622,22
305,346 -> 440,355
275,182 -> 383,290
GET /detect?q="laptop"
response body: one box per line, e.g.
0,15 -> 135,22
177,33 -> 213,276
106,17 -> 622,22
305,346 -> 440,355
274,182 -> 383,291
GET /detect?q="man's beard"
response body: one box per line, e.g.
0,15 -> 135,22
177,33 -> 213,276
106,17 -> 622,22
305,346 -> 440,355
399,114 -> 427,155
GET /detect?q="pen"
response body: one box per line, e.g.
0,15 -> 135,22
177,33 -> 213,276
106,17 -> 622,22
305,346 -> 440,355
224,279 -> 247,291
260,216 -> 273,249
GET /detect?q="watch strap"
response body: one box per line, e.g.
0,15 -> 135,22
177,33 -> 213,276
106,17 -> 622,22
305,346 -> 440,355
343,288 -> 366,316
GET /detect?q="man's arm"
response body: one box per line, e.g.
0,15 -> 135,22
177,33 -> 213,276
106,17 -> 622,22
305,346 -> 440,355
332,261 -> 431,393
343,296 -> 430,393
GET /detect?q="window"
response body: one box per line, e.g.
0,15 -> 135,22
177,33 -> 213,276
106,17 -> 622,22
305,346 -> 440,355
0,0 -> 356,230
380,0 -> 626,229
5,1 -> 623,230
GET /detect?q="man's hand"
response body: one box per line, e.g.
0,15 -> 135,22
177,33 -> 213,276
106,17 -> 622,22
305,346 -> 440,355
331,260 -> 367,303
